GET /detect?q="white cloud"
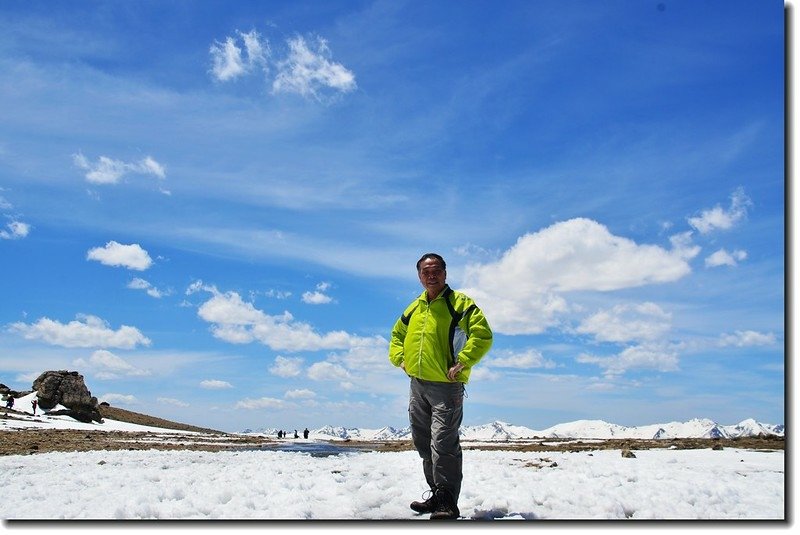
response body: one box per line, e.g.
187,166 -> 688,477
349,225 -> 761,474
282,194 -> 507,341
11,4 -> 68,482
669,231 -> 701,260
577,343 -> 680,377
453,243 -> 496,262
200,379 -> 234,390
127,278 -> 152,291
307,361 -> 350,382
302,282 -> 334,304
241,30 -> 269,67
0,220 -> 30,240
265,289 -> 292,300
186,279 -> 210,295
273,35 -> 357,99
460,218 -> 694,335
688,187 -> 752,234
209,30 -> 269,82
284,389 -> 316,400
270,355 -> 304,377
73,152 -> 167,185
719,330 -> 776,347
9,314 -> 151,349
488,348 -> 556,369
577,302 -> 672,343
157,397 -> 190,408
210,37 -> 247,81
98,393 -> 138,405
127,277 -> 169,298
73,349 -> 151,379
138,156 -> 166,179
87,241 -> 153,271
468,366 -> 503,382
235,397 -> 285,410
196,287 -> 377,352
330,338 -> 389,371
705,248 -> 747,268
296,338 -> 399,396
73,153 -> 125,184
0,190 -> 30,240
210,29 -> 355,100
14,372 -> 42,384
302,291 -> 332,305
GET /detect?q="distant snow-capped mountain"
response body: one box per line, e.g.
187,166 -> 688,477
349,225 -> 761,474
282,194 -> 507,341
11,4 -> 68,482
313,425 -> 412,440
245,418 -> 784,441
535,418 -> 784,440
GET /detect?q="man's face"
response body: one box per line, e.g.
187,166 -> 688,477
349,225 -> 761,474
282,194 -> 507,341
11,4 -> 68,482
418,258 -> 446,297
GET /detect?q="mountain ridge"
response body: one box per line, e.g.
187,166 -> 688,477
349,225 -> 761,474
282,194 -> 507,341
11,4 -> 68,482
245,418 -> 784,441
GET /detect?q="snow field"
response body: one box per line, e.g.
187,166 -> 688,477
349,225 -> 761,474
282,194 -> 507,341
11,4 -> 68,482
0,445 -> 783,521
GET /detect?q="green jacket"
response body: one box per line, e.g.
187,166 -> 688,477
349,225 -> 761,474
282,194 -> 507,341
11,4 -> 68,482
389,285 -> 492,383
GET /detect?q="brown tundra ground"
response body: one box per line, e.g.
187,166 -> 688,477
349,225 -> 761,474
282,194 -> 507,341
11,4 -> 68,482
0,405 -> 784,456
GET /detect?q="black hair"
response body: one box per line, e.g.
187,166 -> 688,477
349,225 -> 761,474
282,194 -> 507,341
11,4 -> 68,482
416,253 -> 446,272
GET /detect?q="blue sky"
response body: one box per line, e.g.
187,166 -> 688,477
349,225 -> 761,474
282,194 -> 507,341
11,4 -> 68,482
0,0 -> 785,433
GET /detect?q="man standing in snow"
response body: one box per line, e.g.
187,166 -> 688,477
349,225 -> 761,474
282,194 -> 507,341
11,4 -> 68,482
389,253 -> 493,520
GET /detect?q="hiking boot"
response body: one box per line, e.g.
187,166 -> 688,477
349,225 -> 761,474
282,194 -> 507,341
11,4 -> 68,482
410,489 -> 438,514
429,487 -> 460,520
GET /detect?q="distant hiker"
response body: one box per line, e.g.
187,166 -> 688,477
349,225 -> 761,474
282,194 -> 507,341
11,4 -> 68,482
278,430 -> 283,439
389,253 -> 492,520
31,399 -> 37,414
303,428 -> 309,439
294,430 -> 299,439
5,396 -> 13,409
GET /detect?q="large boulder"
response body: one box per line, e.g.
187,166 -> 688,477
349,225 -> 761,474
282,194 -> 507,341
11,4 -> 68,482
32,370 -> 102,422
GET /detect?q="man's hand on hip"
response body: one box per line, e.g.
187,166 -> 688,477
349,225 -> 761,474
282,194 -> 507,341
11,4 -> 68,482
447,362 -> 465,381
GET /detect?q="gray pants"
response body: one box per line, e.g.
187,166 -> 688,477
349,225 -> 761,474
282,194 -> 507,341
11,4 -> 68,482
408,377 -> 464,502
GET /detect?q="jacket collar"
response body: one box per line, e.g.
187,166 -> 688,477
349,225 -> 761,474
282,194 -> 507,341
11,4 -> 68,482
418,284 -> 450,303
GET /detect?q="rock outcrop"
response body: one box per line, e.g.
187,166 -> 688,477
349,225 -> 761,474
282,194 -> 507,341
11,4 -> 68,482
32,370 -> 102,423
0,383 -> 32,398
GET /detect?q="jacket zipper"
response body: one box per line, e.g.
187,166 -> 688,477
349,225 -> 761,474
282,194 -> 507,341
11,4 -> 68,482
417,301 -> 428,372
